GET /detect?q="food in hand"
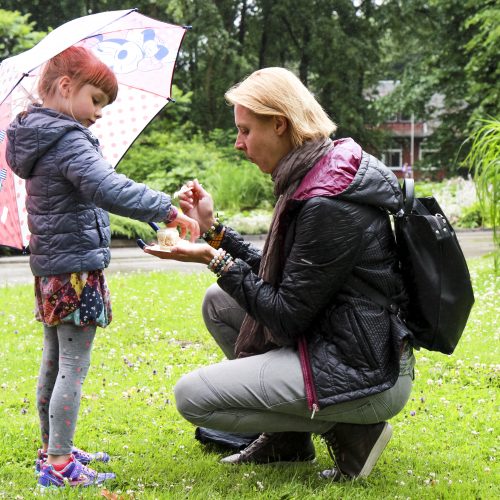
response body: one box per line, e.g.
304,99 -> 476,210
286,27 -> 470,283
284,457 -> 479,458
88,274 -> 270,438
157,228 -> 180,249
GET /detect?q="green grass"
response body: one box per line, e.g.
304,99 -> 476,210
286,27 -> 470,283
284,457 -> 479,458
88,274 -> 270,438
0,257 -> 498,499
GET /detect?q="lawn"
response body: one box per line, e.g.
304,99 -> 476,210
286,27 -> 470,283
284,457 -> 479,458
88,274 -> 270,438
0,256 -> 498,499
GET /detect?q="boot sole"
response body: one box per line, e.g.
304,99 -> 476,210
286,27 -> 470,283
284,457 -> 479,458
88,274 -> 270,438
357,422 -> 393,478
221,456 -> 317,466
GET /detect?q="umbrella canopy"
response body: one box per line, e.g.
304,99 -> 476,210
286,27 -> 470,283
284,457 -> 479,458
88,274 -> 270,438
0,9 -> 187,249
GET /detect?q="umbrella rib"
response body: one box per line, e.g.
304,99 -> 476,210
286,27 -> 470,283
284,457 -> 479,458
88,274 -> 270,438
85,8 -> 138,39
118,85 -> 174,101
82,24 -> 184,41
0,74 -> 30,106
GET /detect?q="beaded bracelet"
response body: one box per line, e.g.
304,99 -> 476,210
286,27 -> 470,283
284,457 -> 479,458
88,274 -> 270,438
213,254 -> 232,275
207,249 -> 225,272
214,255 -> 233,277
207,249 -> 233,277
203,217 -> 225,249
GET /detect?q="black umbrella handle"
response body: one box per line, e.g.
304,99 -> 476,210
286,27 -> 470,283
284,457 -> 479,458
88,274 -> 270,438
138,222 -> 161,249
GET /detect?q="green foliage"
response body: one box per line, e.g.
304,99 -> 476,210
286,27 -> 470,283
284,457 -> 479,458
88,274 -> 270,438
203,161 -> 274,212
464,3 -> 500,125
0,256 -> 498,497
0,9 -> 45,60
458,202 -> 484,229
119,130 -> 214,194
225,210 -> 273,235
464,118 -> 500,269
376,0 -> 500,171
116,96 -> 275,222
108,213 -> 156,241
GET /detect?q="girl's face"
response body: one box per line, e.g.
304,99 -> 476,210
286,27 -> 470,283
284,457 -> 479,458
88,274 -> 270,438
45,76 -> 110,128
66,82 -> 110,128
234,104 -> 293,174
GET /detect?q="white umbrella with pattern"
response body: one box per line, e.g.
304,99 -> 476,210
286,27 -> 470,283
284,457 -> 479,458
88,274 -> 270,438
0,8 -> 188,249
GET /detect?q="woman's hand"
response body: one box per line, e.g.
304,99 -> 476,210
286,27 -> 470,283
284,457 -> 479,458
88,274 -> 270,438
144,241 -> 216,264
177,179 -> 215,234
167,212 -> 200,242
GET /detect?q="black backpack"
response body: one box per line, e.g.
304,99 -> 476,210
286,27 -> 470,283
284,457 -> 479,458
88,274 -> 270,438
351,179 -> 475,355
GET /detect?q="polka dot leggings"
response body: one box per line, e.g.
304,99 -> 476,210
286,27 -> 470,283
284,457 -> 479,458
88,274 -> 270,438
37,324 -> 96,455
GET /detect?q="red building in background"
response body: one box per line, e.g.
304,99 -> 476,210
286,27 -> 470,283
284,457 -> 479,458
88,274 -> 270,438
373,81 -> 444,180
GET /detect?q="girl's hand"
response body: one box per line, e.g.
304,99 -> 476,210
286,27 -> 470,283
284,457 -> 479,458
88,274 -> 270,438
167,212 -> 200,242
177,179 -> 215,234
144,241 -> 215,264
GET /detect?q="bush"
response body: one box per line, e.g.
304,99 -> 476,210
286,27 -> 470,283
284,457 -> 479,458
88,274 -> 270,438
457,202 -> 484,228
109,214 -> 156,241
202,161 -> 274,212
225,210 -> 272,235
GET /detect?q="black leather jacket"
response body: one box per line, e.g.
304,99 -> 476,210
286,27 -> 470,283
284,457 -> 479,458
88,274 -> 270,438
218,140 -> 412,410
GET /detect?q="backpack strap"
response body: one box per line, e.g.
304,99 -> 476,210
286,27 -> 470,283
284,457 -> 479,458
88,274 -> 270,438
348,275 -> 400,315
401,178 -> 415,215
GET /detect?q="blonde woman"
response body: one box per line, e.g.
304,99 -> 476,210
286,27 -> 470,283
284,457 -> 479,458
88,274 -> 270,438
146,67 -> 415,481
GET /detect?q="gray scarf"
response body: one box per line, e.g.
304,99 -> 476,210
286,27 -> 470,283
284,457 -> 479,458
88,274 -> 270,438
235,137 -> 334,358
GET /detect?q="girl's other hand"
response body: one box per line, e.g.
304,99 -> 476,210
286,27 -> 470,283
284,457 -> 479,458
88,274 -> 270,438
167,212 -> 200,242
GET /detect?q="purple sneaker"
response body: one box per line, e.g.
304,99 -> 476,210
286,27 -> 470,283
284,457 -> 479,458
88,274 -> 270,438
35,446 -> 110,473
71,446 -> 110,465
37,455 -> 115,488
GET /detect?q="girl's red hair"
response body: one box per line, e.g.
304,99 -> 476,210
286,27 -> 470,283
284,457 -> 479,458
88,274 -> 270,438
38,46 -> 118,104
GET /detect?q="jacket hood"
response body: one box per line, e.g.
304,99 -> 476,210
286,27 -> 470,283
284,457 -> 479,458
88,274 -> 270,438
6,105 -> 89,179
293,138 -> 403,213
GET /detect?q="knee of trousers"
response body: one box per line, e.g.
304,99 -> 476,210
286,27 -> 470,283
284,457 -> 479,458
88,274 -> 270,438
201,283 -> 223,325
174,370 -> 211,425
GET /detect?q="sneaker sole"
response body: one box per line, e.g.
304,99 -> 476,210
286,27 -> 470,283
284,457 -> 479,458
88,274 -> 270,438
357,422 -> 393,478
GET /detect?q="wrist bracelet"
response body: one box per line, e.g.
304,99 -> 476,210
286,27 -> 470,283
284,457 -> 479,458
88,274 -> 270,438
214,255 -> 233,277
207,249 -> 233,277
207,249 -> 225,272
202,217 -> 225,246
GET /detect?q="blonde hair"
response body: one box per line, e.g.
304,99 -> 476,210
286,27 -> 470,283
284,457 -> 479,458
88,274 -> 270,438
225,67 -> 336,148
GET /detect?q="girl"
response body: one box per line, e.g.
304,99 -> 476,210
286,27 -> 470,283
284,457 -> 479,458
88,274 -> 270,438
6,46 -> 199,489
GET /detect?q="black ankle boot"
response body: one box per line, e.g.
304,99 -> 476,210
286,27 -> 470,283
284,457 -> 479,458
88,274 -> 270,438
320,422 -> 393,481
220,432 -> 316,464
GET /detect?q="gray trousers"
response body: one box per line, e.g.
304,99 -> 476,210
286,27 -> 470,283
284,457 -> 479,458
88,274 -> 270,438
174,284 -> 413,435
37,324 -> 96,455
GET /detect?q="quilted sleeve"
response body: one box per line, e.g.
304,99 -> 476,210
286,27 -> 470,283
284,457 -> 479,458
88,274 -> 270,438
57,131 -> 170,222
218,197 -> 365,345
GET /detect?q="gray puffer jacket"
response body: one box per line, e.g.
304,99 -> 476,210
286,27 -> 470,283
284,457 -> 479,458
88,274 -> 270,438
218,138 -> 413,410
6,105 -> 171,276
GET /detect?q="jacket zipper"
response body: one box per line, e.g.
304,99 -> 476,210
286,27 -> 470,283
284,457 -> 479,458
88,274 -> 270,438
298,336 -> 320,419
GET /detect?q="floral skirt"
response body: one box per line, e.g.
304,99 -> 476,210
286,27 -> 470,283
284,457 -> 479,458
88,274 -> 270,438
35,270 -> 112,327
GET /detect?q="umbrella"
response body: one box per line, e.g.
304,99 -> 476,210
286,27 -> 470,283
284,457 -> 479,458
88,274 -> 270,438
0,9 -> 188,250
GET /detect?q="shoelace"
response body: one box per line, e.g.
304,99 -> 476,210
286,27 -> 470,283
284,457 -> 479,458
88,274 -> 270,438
73,449 -> 93,461
240,433 -> 274,458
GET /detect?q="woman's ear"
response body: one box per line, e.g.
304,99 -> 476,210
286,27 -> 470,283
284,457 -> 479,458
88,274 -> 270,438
274,115 -> 289,136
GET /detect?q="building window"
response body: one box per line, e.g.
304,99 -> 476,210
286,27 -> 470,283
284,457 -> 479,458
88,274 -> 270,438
382,149 -> 403,170
420,147 -> 438,161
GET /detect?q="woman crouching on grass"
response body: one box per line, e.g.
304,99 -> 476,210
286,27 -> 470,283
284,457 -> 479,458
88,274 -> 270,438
145,67 -> 415,481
